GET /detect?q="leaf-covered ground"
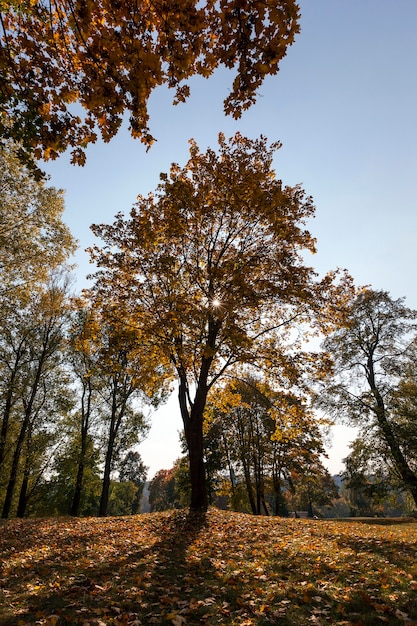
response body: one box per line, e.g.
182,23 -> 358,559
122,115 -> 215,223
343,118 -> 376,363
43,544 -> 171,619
1,510 -> 417,626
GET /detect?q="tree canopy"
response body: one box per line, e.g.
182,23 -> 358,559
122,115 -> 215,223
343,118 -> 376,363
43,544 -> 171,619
0,139 -> 76,297
0,0 -> 300,164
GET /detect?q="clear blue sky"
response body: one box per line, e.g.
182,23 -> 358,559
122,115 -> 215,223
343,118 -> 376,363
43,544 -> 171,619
43,0 -> 417,478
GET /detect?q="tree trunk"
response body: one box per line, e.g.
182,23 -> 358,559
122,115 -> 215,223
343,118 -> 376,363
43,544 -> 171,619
99,376 -> 127,517
242,455 -> 257,514
376,405 -> 417,505
99,419 -> 116,517
2,361 -> 43,518
222,431 -> 236,499
16,472 -> 29,518
236,412 -> 257,514
2,415 -> 29,518
0,385 -> 15,471
367,359 -> 417,507
179,371 -> 208,511
70,379 -> 93,516
0,344 -> 24,470
187,411 -> 207,511
70,458 -> 85,516
176,313 -> 220,512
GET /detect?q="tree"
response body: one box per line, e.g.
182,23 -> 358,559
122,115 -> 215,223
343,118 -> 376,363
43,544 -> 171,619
0,139 -> 76,292
208,378 -> 276,515
148,469 -> 178,512
287,459 -> 338,518
319,289 -> 417,509
66,303 -> 103,516
0,0 -> 300,165
90,133 -> 347,511
0,141 -> 76,506
0,276 -> 74,518
342,436 -> 394,517
118,450 -> 148,515
14,367 -> 74,518
66,295 -> 163,517
95,326 -> 151,517
45,433 -> 101,517
208,376 -> 330,515
389,350 -> 417,465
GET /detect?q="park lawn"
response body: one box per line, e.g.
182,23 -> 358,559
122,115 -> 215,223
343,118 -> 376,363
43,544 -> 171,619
1,509 -> 417,625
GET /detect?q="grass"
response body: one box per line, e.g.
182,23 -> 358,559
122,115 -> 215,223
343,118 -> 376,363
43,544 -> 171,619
1,509 -> 417,625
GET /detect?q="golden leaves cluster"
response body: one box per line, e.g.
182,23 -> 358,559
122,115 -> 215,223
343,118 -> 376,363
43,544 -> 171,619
0,0 -> 300,163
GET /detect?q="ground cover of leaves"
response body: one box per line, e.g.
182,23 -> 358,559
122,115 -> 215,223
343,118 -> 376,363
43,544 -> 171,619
1,509 -> 417,626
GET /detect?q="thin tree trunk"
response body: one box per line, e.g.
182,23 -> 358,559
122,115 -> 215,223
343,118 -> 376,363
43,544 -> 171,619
221,430 -> 236,499
99,413 -> 117,517
2,414 -> 29,518
16,471 -> 29,518
0,384 -> 15,471
99,375 -> 129,517
99,420 -> 117,517
367,359 -> 417,507
70,458 -> 85,516
2,361 -> 44,518
70,380 -> 92,516
0,342 -> 25,470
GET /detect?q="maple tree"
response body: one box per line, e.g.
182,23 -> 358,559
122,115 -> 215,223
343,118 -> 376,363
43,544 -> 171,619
0,0 -> 300,165
319,289 -> 417,509
148,468 -> 178,513
90,133 -> 349,511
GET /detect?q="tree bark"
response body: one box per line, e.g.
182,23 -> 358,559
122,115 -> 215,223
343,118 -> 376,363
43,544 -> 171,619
0,342 -> 25,470
2,351 -> 45,519
99,374 -> 129,517
16,471 -> 29,518
70,458 -> 85,517
99,413 -> 117,517
179,369 -> 209,511
176,312 -> 221,512
367,357 -> 417,507
70,380 -> 92,516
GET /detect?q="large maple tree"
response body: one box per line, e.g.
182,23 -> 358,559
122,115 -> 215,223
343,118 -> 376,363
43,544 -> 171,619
90,133 -> 348,511
0,0 -> 300,164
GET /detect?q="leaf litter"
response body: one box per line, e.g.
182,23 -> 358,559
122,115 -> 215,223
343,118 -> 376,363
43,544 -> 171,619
1,510 -> 417,625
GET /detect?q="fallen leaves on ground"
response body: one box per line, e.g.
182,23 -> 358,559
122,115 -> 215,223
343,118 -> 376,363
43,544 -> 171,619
1,510 -> 417,625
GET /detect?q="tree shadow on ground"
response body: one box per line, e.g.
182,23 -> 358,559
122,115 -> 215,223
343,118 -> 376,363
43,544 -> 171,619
0,510 -> 214,625
2,514 -> 417,626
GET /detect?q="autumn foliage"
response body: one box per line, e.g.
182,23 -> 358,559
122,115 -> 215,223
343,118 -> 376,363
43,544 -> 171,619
90,133 -> 349,511
0,0 -> 300,164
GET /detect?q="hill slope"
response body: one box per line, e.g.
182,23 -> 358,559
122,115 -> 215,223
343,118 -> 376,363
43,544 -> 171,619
1,509 -> 417,625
